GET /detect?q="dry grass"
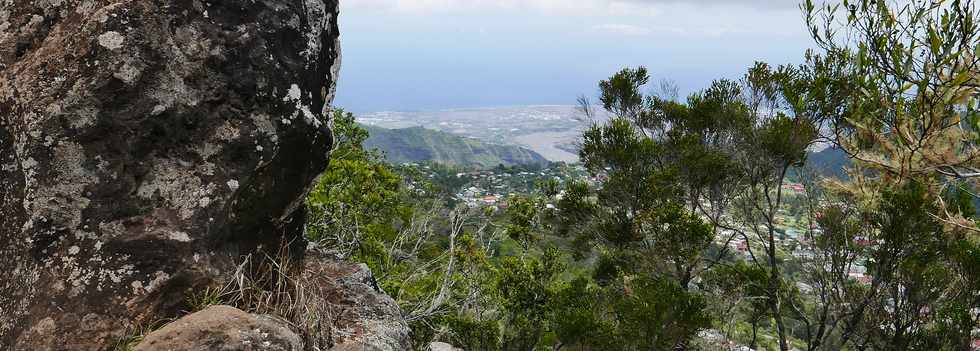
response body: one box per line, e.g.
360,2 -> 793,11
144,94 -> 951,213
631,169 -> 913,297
185,245 -> 335,350
111,319 -> 168,351
115,244 -> 335,350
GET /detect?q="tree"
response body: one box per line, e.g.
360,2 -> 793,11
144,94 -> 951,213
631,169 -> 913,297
704,262 -> 770,349
306,110 -> 404,254
805,0 -> 980,229
504,196 -> 540,255
780,1 -> 980,349
495,251 -> 564,350
547,276 -> 613,350
727,62 -> 820,351
797,180 -> 979,350
558,66 -> 766,349
306,110 -> 504,349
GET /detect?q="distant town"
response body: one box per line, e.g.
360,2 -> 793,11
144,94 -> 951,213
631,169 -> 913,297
397,160 -> 875,289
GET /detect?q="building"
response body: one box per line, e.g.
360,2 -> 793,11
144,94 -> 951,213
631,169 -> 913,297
481,195 -> 498,205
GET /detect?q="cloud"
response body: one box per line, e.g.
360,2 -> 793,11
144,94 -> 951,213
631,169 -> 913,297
592,23 -> 653,36
342,0 -> 808,40
342,0 -> 661,15
592,23 -> 755,38
622,0 -> 800,9
342,0 -> 799,13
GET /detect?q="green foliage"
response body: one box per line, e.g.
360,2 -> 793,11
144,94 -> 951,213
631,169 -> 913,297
112,320 -> 168,351
304,3 -> 980,346
599,66 -> 650,123
796,2 -> 980,348
504,196 -> 539,252
757,115 -> 817,169
494,255 -> 559,350
307,110 -> 504,348
573,65 -> 765,348
548,272 -> 712,351
185,286 -> 227,312
443,315 -> 501,351
943,181 -> 978,219
548,277 -> 611,349
306,111 -> 404,247
610,277 -> 711,350
859,182 -> 977,349
805,0 -> 980,208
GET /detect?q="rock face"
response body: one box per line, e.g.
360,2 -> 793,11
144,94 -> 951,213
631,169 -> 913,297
0,0 -> 410,350
301,250 -> 412,351
134,305 -> 304,351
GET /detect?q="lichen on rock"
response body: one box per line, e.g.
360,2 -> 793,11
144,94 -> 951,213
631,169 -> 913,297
0,0 -> 407,350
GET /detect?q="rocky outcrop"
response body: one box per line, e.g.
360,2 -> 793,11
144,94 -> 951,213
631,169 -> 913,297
301,250 -> 412,351
428,342 -> 463,351
0,0 -> 407,350
134,305 -> 304,351
132,255 -> 411,351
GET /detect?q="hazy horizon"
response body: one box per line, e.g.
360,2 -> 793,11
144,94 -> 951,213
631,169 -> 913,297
334,0 -> 814,113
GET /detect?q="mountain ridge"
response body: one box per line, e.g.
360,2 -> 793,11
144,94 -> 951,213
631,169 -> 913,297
363,124 -> 550,168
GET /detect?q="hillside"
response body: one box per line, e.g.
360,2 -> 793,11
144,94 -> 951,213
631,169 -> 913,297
363,125 -> 549,168
806,146 -> 851,179
357,106 -> 601,162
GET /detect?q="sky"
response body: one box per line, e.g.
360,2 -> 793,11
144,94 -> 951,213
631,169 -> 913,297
334,0 -> 814,112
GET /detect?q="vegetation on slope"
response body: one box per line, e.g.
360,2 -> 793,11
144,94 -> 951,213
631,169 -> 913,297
363,124 -> 549,168
305,1 -> 980,350
805,146 -> 850,179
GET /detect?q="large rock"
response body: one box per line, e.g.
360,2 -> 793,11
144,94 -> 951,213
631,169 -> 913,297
133,252 -> 412,351
428,342 -> 463,351
301,249 -> 412,351
134,305 -> 304,351
0,0 -> 407,350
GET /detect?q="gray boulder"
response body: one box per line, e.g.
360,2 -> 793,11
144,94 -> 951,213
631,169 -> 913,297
0,0 -> 406,350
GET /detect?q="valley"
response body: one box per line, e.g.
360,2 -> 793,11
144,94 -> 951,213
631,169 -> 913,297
358,105 -> 603,162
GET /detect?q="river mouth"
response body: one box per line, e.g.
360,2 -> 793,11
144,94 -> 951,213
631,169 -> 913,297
512,131 -> 581,163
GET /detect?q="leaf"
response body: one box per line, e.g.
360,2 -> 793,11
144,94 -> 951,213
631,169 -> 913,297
952,70 -> 971,86
929,28 -> 941,56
